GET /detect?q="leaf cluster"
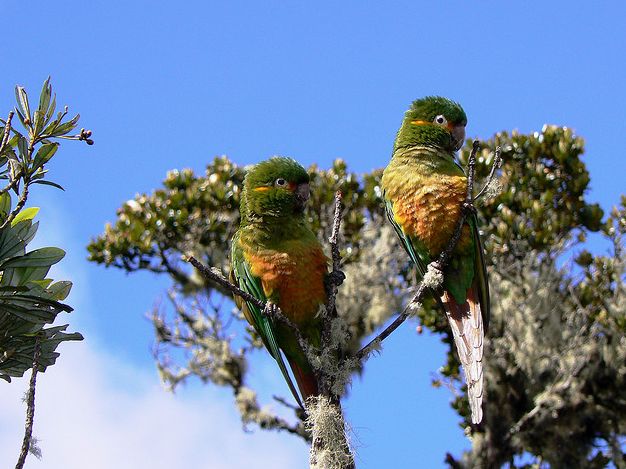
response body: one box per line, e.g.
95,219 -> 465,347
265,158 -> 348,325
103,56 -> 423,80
0,79 -> 88,382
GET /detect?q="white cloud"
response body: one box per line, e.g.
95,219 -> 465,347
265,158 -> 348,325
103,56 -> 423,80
0,341 -> 308,469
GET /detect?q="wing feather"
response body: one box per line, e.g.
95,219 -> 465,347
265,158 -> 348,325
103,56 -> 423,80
231,237 -> 304,408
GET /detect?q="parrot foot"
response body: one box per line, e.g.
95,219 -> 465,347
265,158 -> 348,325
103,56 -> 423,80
328,270 -> 346,287
263,302 -> 280,320
325,270 -> 346,297
462,201 -> 477,216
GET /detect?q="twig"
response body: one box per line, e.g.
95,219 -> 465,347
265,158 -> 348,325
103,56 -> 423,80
0,112 -> 21,197
325,190 -> 344,315
15,336 -> 41,469
0,181 -> 29,230
0,111 -> 14,154
183,254 -> 309,351
474,145 -> 502,200
355,140 -> 486,361
355,279 -> 429,361
184,255 -> 265,310
316,190 -> 346,399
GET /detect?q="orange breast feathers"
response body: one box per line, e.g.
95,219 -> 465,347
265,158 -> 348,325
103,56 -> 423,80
389,174 -> 472,256
243,242 -> 328,324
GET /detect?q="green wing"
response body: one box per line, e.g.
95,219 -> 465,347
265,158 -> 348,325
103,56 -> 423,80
383,191 -> 489,325
383,195 -> 429,278
470,214 -> 490,330
230,235 -> 304,408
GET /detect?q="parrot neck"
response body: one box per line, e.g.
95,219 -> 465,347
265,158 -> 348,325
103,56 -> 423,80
393,144 -> 455,161
242,214 -> 311,244
391,145 -> 459,173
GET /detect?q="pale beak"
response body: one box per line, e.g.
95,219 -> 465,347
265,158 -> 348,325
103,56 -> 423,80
294,182 -> 310,210
450,124 -> 466,151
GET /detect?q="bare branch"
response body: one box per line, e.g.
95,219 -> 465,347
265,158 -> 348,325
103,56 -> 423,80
474,145 -> 502,201
0,181 -> 29,229
184,254 -> 265,310
15,336 -> 41,469
325,190 -> 345,315
0,111 -> 14,154
0,111 -> 20,196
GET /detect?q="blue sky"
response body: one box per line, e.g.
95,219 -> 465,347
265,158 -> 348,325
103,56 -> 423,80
1,1 -> 625,468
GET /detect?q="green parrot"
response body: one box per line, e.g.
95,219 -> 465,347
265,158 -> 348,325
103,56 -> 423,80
380,96 -> 490,424
230,157 -> 328,407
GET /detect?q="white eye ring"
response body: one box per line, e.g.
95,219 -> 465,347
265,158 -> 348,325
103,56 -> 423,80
434,115 -> 447,126
275,178 -> 287,186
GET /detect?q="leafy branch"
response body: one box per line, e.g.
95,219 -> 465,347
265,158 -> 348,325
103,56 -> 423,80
0,77 -> 92,469
15,336 -> 40,469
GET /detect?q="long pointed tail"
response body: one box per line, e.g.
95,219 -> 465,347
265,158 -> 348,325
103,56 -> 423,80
441,282 -> 485,424
287,357 -> 319,402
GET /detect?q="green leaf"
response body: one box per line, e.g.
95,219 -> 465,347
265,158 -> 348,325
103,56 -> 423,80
47,281 -> 72,301
17,136 -> 28,160
0,220 -> 38,261
44,93 -> 56,128
2,266 -> 51,286
0,324 -> 82,380
32,143 -> 58,171
38,77 -> 52,117
31,180 -> 65,191
0,192 -> 11,218
14,86 -> 31,125
14,107 -> 28,130
33,110 -> 45,136
28,279 -> 53,289
49,114 -> 80,137
0,247 -> 65,269
7,134 -> 20,149
11,207 -> 39,226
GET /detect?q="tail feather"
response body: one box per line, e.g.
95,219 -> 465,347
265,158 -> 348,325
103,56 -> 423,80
441,282 -> 485,424
287,357 -> 319,402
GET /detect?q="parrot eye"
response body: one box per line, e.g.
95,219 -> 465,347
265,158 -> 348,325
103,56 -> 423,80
434,115 -> 447,126
275,178 -> 287,187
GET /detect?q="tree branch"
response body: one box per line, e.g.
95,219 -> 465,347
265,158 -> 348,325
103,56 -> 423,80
320,190 -> 345,395
15,336 -> 41,469
184,255 -> 265,310
0,111 -> 20,197
0,111 -> 14,154
1,180 -> 29,229
474,145 -> 502,201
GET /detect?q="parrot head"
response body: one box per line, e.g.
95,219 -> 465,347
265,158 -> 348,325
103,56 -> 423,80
242,157 -> 311,219
393,96 -> 467,153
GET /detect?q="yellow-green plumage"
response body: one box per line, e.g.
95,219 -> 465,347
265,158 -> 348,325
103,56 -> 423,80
382,146 -> 476,302
381,97 -> 490,424
230,157 -> 328,406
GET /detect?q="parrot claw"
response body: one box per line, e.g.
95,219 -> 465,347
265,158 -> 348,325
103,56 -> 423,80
325,270 -> 346,296
329,270 -> 346,286
462,201 -> 477,216
263,302 -> 280,320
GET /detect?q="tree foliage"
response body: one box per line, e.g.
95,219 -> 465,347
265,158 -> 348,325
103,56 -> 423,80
87,124 -> 625,467
0,78 -> 87,382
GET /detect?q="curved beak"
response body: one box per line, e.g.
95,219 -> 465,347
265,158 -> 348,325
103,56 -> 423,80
450,124 -> 466,151
294,182 -> 310,210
